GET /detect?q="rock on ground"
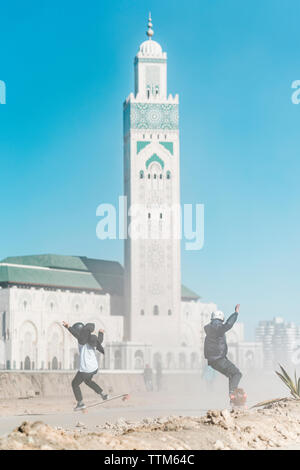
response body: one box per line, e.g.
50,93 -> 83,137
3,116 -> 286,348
1,399 -> 300,450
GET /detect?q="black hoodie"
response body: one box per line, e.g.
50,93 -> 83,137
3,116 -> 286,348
68,323 -> 105,355
204,313 -> 238,363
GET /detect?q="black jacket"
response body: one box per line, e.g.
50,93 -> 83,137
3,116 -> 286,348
204,313 -> 238,363
68,323 -> 105,355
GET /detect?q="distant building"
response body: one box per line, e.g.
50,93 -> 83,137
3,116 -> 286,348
256,317 -> 300,369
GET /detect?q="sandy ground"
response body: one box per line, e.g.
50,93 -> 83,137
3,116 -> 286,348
0,398 -> 300,450
0,370 -> 299,450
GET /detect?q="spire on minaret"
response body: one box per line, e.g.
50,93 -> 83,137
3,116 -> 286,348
146,12 -> 154,40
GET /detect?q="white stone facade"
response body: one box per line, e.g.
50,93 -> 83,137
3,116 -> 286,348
0,285 -> 123,370
124,28 -> 181,348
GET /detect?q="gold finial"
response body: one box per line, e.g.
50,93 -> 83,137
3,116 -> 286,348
146,12 -> 154,40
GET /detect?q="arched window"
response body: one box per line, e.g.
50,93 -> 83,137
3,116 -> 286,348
114,350 -> 122,369
166,171 -> 171,180
51,356 -> 58,370
134,350 -> 144,370
153,352 -> 162,368
168,309 -> 172,316
140,309 -> 145,316
166,352 -> 173,369
160,174 -> 162,179
24,356 -> 31,370
179,353 -> 186,369
191,352 -> 199,369
154,174 -> 157,179
140,170 -> 144,179
148,173 -> 151,179
153,305 -> 159,316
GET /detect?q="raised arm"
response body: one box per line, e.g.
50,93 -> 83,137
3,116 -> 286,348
98,329 -> 104,345
211,304 -> 240,336
223,304 -> 240,332
96,329 -> 105,355
63,321 -> 79,340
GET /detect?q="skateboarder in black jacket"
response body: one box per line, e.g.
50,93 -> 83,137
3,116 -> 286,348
204,304 -> 242,404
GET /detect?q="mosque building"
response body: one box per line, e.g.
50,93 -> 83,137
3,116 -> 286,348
0,16 -> 261,372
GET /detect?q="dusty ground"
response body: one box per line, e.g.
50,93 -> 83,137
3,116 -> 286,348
0,370 -> 299,450
0,399 -> 300,450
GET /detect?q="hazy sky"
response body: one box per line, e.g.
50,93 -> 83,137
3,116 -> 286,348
0,0 -> 299,338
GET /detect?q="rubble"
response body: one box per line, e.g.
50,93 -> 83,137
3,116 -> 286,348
0,399 -> 300,450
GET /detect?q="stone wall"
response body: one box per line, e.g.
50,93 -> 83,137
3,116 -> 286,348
0,371 -> 146,399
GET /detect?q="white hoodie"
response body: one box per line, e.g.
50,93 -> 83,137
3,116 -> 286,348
78,343 -> 98,373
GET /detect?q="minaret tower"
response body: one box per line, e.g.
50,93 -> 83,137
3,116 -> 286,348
123,15 -> 181,350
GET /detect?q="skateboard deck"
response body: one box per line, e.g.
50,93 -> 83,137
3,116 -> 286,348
76,393 -> 129,412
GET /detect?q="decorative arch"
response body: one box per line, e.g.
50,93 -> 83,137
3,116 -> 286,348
166,352 -> 175,369
24,356 -> 31,370
45,294 -> 58,312
47,322 -> 64,370
114,349 -> 122,369
146,154 -> 164,170
19,320 -> 38,370
71,296 -> 83,314
153,351 -> 162,368
134,350 -> 144,370
179,352 -> 186,369
18,293 -> 32,311
190,352 -> 199,369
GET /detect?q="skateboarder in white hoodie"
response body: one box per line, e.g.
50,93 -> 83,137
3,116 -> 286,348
63,321 -> 108,411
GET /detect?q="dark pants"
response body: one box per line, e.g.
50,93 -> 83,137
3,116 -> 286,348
71,369 -> 103,402
209,357 -> 242,394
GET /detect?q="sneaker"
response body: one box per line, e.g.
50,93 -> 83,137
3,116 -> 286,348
74,401 -> 86,411
101,393 -> 109,401
229,392 -> 236,407
230,388 -> 247,408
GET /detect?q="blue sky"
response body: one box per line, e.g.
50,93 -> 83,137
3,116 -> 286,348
0,0 -> 299,338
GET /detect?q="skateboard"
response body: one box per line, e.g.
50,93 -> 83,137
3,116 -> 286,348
76,393 -> 129,413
